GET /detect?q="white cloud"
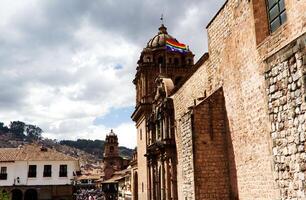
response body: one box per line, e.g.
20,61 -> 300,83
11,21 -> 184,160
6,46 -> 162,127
43,120 -> 137,149
0,0 -> 225,149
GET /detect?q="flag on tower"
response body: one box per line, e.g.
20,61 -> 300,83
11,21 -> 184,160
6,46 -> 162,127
165,39 -> 188,53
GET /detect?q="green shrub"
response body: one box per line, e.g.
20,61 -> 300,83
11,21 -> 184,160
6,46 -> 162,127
0,189 -> 10,200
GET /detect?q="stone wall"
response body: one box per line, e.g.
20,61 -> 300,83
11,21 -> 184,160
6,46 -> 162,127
177,112 -> 195,200
172,0 -> 305,199
135,117 -> 148,200
192,88 -> 237,200
265,34 -> 306,199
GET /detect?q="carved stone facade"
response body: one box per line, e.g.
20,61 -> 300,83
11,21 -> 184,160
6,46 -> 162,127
146,77 -> 177,200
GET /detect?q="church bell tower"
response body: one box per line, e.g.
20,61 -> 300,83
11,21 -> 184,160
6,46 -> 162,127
103,129 -> 119,158
131,23 -> 195,200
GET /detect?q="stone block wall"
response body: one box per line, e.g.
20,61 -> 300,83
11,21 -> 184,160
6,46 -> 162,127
192,88 -> 237,200
265,34 -> 306,199
172,0 -> 305,199
177,112 -> 195,200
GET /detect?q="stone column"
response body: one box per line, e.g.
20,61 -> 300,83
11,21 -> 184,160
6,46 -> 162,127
151,164 -> 155,200
164,116 -> 169,139
165,158 -> 171,200
148,162 -> 152,200
161,119 -> 164,140
156,164 -> 160,200
160,156 -> 166,200
163,118 -> 167,140
171,158 -> 178,200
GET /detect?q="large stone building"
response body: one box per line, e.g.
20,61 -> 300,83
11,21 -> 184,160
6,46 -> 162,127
132,0 -> 305,199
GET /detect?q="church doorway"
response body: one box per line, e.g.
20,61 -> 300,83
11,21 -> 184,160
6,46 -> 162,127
24,189 -> 38,200
11,189 -> 23,200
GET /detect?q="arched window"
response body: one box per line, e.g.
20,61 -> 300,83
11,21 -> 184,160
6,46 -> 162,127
11,189 -> 23,200
110,146 -> 114,153
146,56 -> 151,62
168,57 -> 172,64
187,58 -> 192,65
158,56 -> 164,64
25,189 -> 37,200
174,58 -> 179,65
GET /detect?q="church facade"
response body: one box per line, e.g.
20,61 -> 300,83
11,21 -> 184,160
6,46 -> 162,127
132,0 -> 305,200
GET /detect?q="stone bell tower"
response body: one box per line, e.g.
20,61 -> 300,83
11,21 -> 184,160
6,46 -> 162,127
131,23 -> 195,200
103,129 -> 119,158
102,129 -> 124,180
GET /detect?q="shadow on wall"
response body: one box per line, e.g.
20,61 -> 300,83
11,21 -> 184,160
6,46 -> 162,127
192,87 -> 239,200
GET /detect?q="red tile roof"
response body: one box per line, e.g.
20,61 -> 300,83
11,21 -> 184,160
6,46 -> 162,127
0,144 -> 78,162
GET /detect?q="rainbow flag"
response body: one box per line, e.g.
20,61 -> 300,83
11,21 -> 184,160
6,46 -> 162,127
166,39 -> 188,53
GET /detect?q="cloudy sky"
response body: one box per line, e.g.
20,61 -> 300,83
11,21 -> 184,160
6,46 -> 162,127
0,0 -> 225,148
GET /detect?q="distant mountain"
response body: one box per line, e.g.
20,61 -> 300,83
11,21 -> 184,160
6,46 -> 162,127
0,133 -> 98,165
60,139 -> 133,159
0,121 -> 134,164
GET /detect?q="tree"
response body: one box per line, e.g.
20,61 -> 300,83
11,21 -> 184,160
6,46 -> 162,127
0,122 -> 9,134
25,124 -> 43,140
0,188 -> 10,200
9,121 -> 25,139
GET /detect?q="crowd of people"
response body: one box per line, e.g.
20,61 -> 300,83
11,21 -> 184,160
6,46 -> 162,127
75,188 -> 105,200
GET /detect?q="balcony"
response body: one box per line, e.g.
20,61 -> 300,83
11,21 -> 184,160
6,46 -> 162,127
0,173 -> 7,180
146,138 -> 176,158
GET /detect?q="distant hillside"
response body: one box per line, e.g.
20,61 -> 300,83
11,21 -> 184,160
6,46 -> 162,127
60,139 -> 133,159
0,133 -> 98,165
0,121 -> 133,164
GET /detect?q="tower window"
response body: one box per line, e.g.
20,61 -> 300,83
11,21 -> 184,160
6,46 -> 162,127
168,58 -> 172,64
187,58 -> 192,65
146,56 -> 151,62
158,56 -> 164,64
110,146 -> 114,153
174,58 -> 179,65
266,0 -> 287,32
140,129 -> 142,140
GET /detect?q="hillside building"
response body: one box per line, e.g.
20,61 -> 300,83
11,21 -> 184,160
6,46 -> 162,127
132,0 -> 306,199
0,144 -> 80,200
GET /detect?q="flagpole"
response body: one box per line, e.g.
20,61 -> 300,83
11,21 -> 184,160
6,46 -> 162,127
165,41 -> 167,77
161,14 -> 168,77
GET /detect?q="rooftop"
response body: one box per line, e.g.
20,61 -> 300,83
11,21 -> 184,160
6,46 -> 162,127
0,144 -> 78,162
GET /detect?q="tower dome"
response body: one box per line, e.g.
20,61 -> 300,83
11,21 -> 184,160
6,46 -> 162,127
133,23 -> 195,106
146,24 -> 179,49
